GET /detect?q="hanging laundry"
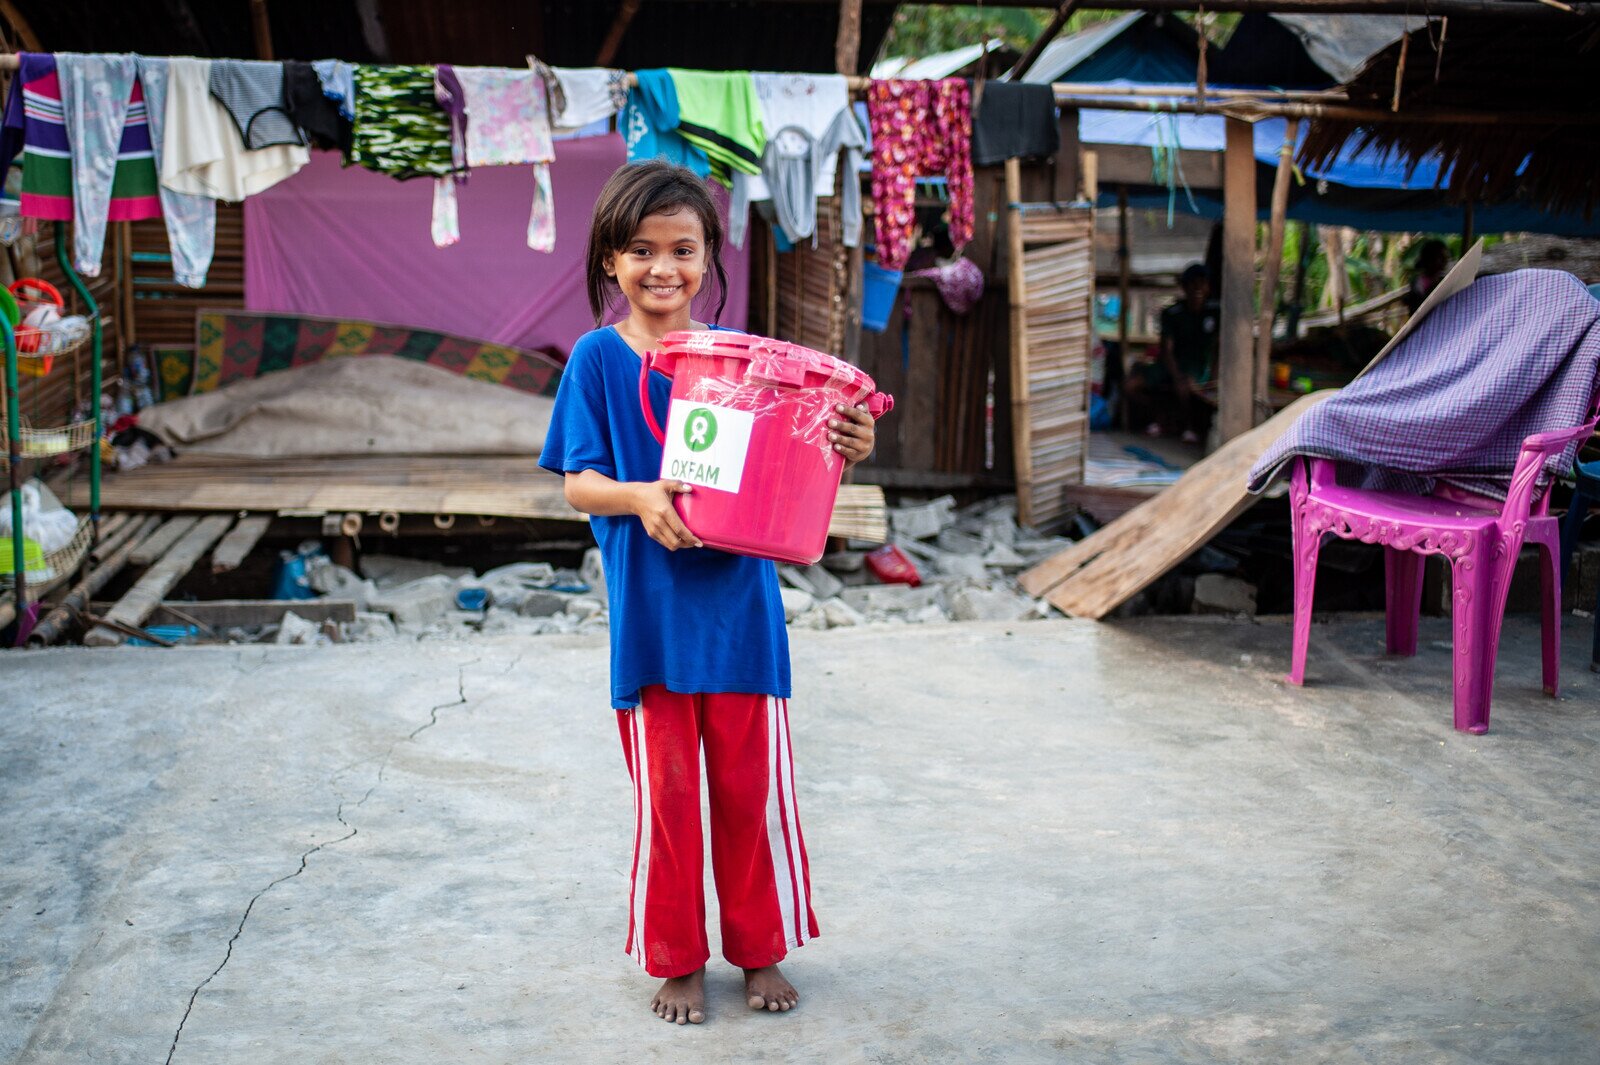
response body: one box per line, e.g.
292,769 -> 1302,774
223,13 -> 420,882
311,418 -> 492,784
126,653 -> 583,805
311,59 -> 356,121
866,78 -> 974,272
540,63 -> 628,133
209,60 -> 306,150
452,65 -> 557,251
970,81 -> 1059,167
731,106 -> 865,250
742,73 -> 851,203
162,57 -> 308,201
0,54 -> 161,257
283,60 -> 352,155
429,64 -> 469,248
623,70 -> 709,178
349,64 -> 458,181
53,54 -> 161,275
135,56 -> 215,288
667,69 -> 765,185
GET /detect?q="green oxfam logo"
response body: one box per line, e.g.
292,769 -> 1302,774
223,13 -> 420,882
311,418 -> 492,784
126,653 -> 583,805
684,408 -> 718,452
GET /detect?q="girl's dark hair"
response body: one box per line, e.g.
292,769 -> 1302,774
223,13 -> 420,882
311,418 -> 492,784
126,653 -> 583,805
585,160 -> 728,327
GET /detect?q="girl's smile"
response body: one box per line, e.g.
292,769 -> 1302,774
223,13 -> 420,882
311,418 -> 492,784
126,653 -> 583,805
605,209 -> 707,329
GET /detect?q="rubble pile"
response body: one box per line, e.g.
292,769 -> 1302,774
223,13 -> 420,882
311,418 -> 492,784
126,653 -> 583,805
246,496 -> 1065,645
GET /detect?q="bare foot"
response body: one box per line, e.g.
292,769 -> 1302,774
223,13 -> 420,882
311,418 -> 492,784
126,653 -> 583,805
743,964 -> 799,1012
651,967 -> 705,1024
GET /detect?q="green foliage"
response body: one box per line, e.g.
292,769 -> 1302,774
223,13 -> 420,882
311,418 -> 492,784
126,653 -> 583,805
877,5 -> 1122,62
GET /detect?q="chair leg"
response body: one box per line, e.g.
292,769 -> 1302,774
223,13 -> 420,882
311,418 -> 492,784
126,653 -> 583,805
1287,521 -> 1322,687
1385,548 -> 1424,656
1449,555 -> 1497,734
1539,540 -> 1561,697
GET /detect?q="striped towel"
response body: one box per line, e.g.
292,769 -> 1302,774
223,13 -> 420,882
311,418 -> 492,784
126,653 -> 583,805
3,53 -> 161,223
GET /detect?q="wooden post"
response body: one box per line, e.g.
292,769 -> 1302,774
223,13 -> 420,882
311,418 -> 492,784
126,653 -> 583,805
249,0 -> 274,60
1007,0 -> 1083,81
595,0 -> 643,67
1461,200 -> 1475,248
1117,185 -> 1131,430
1253,118 -> 1298,424
835,0 -> 863,76
1004,158 -> 1032,519
1218,117 -> 1256,443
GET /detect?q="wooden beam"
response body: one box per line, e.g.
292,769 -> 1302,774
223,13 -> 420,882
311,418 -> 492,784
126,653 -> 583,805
0,0 -> 42,53
1116,184 -> 1131,432
211,514 -> 273,573
1004,158 -> 1032,519
835,0 -> 863,75
130,515 -> 198,567
249,0 -> 274,61
136,599 -> 358,630
1052,91 -> 1599,127
1218,117 -> 1256,443
85,514 -> 234,647
1007,0 -> 1083,81
1254,119 -> 1298,426
845,0 -> 1600,16
595,0 -> 644,67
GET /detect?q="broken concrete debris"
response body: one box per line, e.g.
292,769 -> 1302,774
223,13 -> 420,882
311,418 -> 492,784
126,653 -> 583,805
196,496 -> 1063,646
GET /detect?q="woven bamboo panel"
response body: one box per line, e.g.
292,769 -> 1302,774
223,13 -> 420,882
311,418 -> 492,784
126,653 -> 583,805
772,193 -> 848,355
1006,181 -> 1093,531
129,204 -> 245,348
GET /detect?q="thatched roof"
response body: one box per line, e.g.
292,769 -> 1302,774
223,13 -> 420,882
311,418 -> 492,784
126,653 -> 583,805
1299,17 -> 1600,218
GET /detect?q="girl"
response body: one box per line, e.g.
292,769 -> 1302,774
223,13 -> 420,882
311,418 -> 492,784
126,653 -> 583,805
538,161 -> 876,1025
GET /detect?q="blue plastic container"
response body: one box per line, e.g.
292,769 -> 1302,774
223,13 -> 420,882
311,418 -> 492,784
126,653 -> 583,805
861,262 -> 903,333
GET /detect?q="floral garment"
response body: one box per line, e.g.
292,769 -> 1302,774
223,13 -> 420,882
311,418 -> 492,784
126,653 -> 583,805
866,78 -> 974,272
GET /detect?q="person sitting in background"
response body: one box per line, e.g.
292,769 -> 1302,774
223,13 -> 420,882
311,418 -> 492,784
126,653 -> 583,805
1126,263 -> 1217,445
1404,239 -> 1451,314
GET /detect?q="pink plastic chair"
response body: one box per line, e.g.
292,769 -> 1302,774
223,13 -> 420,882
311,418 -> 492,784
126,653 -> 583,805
1286,415 -> 1599,733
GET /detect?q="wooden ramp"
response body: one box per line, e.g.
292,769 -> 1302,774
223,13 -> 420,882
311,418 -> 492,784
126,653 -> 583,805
1019,393 -> 1330,619
67,455 -> 891,544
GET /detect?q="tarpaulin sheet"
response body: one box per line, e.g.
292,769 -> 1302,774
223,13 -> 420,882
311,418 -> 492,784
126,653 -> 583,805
244,136 -> 749,361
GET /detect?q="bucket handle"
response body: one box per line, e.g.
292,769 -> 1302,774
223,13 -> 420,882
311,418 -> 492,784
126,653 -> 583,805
638,349 -> 667,445
866,392 -> 894,419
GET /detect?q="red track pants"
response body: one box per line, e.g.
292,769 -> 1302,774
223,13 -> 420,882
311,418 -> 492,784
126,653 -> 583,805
616,686 -> 820,978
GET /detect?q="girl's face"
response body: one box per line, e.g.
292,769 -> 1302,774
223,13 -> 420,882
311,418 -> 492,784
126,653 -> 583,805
605,209 -> 707,322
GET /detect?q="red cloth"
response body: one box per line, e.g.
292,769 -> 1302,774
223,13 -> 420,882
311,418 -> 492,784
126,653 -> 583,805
616,686 -> 820,977
867,79 -> 975,272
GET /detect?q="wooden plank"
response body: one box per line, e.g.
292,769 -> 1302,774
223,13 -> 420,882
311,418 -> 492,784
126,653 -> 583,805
1018,392 -> 1330,619
1219,117 -> 1257,442
130,515 -> 197,566
69,458 -> 889,544
146,598 -> 357,630
85,514 -> 235,646
211,514 -> 273,572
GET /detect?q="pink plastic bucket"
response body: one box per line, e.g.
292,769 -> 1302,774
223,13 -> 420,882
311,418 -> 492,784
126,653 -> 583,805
639,331 -> 893,565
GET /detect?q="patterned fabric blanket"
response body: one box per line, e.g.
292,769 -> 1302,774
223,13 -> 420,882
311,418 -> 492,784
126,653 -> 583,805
156,310 -> 564,402
1248,269 -> 1600,500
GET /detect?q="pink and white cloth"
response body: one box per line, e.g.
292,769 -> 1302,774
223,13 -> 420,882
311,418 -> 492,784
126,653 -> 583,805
432,65 -> 558,251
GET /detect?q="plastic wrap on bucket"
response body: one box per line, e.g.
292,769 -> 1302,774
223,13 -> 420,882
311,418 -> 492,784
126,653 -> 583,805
639,331 -> 893,565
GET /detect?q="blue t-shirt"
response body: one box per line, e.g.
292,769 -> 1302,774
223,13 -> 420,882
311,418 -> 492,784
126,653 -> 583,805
538,325 -> 790,709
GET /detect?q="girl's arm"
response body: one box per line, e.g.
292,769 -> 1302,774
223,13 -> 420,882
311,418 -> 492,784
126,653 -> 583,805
564,469 -> 703,551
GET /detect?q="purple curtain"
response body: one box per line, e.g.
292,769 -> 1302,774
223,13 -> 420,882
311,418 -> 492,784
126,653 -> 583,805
244,135 -> 749,361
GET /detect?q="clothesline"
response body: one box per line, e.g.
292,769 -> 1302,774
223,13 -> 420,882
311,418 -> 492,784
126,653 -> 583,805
0,52 -> 1058,295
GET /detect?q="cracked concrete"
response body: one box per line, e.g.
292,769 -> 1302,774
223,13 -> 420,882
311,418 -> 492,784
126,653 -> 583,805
2,615 -> 1598,1063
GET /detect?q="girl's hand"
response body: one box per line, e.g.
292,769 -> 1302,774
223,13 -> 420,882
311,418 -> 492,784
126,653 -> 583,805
829,403 -> 875,467
632,480 -> 703,551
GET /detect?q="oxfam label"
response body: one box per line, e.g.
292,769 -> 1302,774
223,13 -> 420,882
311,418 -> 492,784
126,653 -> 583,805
660,400 -> 754,492
684,408 -> 718,452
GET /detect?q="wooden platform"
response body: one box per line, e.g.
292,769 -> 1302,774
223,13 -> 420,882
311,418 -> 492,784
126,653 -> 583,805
66,455 -> 890,544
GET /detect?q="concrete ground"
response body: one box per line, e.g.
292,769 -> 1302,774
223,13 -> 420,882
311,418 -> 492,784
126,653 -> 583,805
3,613 -> 1598,1064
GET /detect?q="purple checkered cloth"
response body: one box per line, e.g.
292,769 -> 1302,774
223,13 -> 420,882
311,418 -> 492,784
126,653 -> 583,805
1248,269 -> 1600,499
